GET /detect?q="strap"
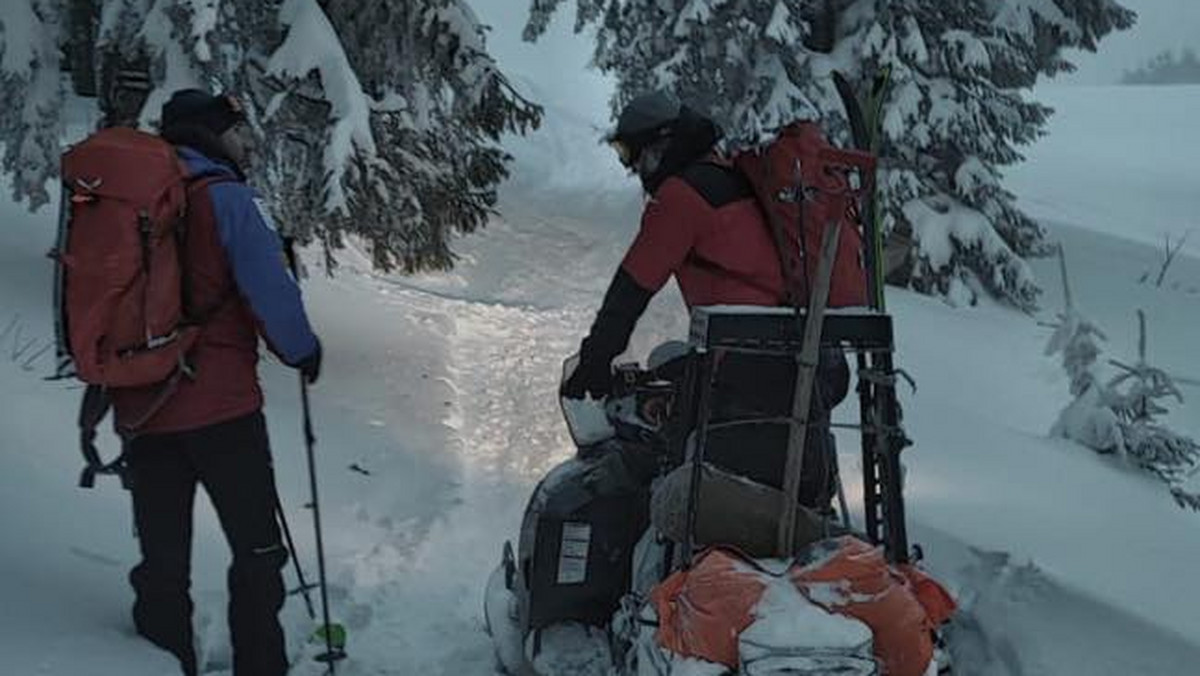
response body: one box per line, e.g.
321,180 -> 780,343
678,161 -> 753,208
179,174 -> 239,323
756,156 -> 808,310
78,385 -> 129,489
685,156 -> 809,309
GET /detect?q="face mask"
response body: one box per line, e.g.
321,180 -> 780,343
635,140 -> 668,191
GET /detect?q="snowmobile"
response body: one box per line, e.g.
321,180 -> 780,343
484,306 -> 955,676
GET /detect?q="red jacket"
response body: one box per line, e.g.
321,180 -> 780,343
621,163 -> 784,308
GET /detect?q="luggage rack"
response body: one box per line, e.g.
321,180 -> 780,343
680,306 -> 911,564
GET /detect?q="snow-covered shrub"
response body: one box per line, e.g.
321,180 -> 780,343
1044,294 -> 1122,455
0,0 -> 542,273
1105,311 -> 1200,509
524,0 -> 1135,310
1046,248 -> 1199,510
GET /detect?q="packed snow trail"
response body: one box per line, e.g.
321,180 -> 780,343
275,186 -> 691,675
277,203 -> 610,674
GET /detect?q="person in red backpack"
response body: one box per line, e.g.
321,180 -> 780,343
562,91 -> 849,509
111,89 -> 321,676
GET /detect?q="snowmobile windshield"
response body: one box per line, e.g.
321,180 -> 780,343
560,355 -> 617,447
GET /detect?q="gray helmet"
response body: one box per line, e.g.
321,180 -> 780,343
609,91 -> 682,149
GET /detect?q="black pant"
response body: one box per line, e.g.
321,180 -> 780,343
125,412 -> 288,676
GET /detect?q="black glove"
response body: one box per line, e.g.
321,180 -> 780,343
296,339 -> 322,385
561,355 -> 614,400
561,267 -> 654,400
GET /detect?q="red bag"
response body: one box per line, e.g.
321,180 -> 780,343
732,122 -> 874,308
57,127 -> 198,387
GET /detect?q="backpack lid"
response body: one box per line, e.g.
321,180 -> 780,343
62,127 -> 186,203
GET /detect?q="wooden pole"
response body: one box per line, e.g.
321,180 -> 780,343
777,218 -> 843,555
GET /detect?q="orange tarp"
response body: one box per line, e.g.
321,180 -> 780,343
649,549 -> 765,667
650,538 -> 956,675
791,537 -> 944,676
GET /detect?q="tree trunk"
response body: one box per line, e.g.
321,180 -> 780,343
805,0 -> 837,54
98,48 -> 151,128
66,0 -> 99,97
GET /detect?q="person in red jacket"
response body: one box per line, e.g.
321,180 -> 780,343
111,90 -> 321,676
563,92 -> 849,508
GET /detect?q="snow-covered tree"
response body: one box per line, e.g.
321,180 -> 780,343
525,0 -> 1134,310
0,0 -> 542,272
1122,48 -> 1200,86
1105,310 -> 1199,509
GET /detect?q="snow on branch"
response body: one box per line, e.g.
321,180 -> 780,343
0,0 -> 542,273
269,0 -> 378,216
0,0 -> 62,209
0,1 -> 40,76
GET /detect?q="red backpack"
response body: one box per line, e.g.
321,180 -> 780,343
57,127 -> 215,386
731,121 -> 875,309
53,127 -> 224,486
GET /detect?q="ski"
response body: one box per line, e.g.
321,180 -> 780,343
864,66 -> 893,312
833,67 -> 892,312
833,68 -> 911,563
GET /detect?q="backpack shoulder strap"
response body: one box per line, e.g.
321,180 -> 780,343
682,157 -> 805,306
742,152 -> 808,309
678,161 -> 753,209
179,173 -> 242,324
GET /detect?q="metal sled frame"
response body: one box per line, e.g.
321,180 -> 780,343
677,307 -> 911,565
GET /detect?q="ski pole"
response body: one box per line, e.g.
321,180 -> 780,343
281,239 -> 346,671
274,495 -> 316,620
777,218 -> 844,555
300,378 -> 346,669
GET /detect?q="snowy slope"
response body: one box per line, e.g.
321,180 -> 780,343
2,73 -> 1199,676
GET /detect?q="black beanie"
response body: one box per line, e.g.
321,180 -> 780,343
160,89 -> 245,135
